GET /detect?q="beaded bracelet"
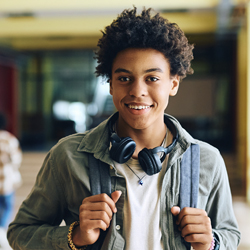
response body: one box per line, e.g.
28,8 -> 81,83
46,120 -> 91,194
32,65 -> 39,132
67,221 -> 88,250
208,237 -> 215,250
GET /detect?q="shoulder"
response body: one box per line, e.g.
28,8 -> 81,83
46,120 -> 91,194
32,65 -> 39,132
165,113 -> 229,197
52,132 -> 87,153
51,117 -> 109,155
196,140 -> 227,196
166,113 -> 223,165
47,117 -> 110,168
48,132 -> 90,168
38,133 -> 90,188
197,140 -> 225,173
198,140 -> 222,166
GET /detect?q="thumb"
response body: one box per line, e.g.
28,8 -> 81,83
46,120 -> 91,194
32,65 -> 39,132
171,206 -> 181,216
111,190 -> 122,203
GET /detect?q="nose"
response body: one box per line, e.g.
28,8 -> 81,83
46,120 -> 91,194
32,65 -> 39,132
129,78 -> 147,97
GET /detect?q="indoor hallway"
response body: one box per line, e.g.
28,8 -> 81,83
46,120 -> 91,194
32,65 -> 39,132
4,152 -> 250,250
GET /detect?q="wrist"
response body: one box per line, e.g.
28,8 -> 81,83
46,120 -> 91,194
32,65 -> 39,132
208,236 -> 220,250
208,237 -> 215,250
72,223 -> 88,247
68,221 -> 88,250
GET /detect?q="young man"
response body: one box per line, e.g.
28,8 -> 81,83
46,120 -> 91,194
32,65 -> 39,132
8,7 -> 240,250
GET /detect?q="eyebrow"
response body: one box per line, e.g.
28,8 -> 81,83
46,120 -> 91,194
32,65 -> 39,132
145,68 -> 163,73
114,68 -> 131,74
114,67 -> 164,74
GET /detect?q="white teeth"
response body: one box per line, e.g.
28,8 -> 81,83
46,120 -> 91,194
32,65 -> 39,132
128,105 -> 150,110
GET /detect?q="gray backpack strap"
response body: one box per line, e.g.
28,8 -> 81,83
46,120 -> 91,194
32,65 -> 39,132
180,143 -> 200,209
88,154 -> 111,197
179,143 -> 200,249
88,154 -> 112,250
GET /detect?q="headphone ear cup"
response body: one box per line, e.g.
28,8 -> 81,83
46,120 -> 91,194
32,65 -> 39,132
110,137 -> 136,164
138,148 -> 162,175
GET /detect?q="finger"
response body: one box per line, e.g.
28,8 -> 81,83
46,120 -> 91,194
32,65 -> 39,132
181,223 -> 212,239
179,207 -> 207,217
171,206 -> 181,216
178,213 -> 210,230
111,190 -> 122,204
177,207 -> 207,225
80,210 -> 112,228
80,202 -> 113,219
83,193 -> 112,204
81,217 -> 110,232
184,232 -> 213,245
83,193 -> 117,213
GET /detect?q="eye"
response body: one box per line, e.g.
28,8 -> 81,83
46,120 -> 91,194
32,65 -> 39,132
118,76 -> 131,82
146,76 -> 159,82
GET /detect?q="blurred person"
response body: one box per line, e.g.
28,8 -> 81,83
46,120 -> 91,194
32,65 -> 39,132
0,113 -> 22,248
8,7 -> 240,250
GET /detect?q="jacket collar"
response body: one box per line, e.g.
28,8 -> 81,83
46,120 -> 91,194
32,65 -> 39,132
77,112 -> 197,165
164,114 -> 197,167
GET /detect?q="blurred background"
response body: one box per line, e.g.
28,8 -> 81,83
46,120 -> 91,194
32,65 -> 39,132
0,0 -> 250,249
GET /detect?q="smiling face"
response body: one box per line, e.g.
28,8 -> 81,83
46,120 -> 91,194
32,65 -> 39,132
110,48 -> 179,136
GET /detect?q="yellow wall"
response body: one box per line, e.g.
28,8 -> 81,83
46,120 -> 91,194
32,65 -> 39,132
237,1 -> 250,202
0,0 -> 220,12
247,2 -> 250,202
0,11 -> 217,50
0,0 -> 247,12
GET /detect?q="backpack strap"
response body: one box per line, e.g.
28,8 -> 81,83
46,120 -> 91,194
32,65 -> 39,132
180,143 -> 200,249
88,154 -> 111,197
180,143 -> 200,209
88,154 -> 112,250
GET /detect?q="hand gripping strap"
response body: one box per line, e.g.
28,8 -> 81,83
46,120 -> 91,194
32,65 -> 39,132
88,154 -> 112,250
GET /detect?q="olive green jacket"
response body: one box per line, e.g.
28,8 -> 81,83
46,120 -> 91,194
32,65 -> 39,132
8,114 -> 240,249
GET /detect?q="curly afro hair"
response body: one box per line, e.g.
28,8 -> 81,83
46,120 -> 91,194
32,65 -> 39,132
95,7 -> 194,81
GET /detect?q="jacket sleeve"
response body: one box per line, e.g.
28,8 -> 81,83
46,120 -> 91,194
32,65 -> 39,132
203,151 -> 241,249
7,151 -> 72,250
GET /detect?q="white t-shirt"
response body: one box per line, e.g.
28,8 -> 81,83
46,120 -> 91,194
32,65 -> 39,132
114,129 -> 172,250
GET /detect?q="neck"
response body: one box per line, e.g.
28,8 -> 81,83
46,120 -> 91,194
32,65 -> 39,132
116,120 -> 167,159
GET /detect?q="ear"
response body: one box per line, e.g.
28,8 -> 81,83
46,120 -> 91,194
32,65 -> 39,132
169,75 -> 179,96
109,79 -> 113,95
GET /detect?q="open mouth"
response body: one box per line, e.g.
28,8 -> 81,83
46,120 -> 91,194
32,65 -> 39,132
126,104 -> 152,110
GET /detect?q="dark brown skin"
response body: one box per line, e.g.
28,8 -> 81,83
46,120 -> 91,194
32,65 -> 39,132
171,206 -> 213,250
72,191 -> 122,247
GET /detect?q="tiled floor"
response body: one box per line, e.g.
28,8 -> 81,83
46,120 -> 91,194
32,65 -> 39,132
5,152 -> 250,249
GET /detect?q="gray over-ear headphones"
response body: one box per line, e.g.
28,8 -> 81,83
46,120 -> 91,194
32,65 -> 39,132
108,112 -> 179,175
